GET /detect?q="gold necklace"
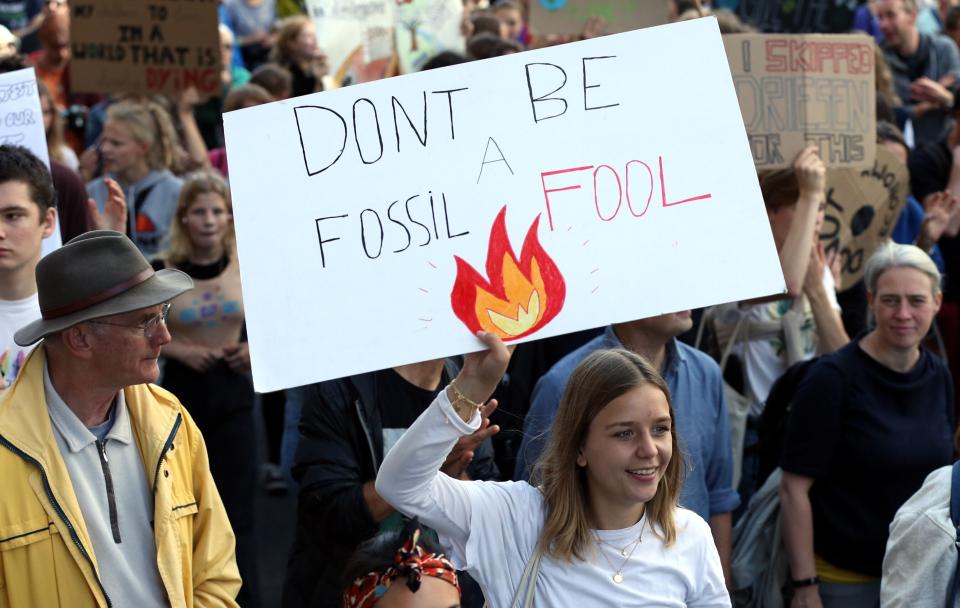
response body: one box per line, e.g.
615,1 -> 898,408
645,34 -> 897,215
594,525 -> 644,584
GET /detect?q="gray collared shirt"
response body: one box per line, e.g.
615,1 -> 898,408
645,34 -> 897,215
45,363 -> 168,607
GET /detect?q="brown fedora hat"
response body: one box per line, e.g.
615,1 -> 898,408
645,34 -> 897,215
14,230 -> 194,346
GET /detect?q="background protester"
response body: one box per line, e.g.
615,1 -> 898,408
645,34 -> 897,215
706,146 -> 848,510
377,335 -> 730,606
781,243 -> 954,608
86,100 -> 183,256
878,0 -> 960,146
37,79 -> 76,170
0,145 -> 56,391
224,0 -> 276,70
249,62 -> 294,100
284,356 -> 499,608
153,170 -> 261,607
269,15 -> 329,97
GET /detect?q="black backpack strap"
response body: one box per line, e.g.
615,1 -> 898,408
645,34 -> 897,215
946,461 -> 960,607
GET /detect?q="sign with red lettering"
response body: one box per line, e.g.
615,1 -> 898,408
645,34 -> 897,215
724,33 -> 876,169
529,0 -> 668,36
70,0 -> 220,96
224,18 -> 785,391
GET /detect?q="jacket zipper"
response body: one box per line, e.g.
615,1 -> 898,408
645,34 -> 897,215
353,400 -> 380,473
153,414 -> 181,494
95,440 -> 121,543
0,433 -> 113,607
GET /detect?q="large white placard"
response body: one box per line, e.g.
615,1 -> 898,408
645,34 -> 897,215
0,67 -> 62,254
224,17 -> 785,392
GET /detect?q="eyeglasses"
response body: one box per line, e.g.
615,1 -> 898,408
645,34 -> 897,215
89,303 -> 171,338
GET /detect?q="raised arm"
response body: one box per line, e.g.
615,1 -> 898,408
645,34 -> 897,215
375,332 -> 509,541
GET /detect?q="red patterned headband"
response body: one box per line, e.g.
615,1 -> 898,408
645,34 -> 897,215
343,526 -> 460,608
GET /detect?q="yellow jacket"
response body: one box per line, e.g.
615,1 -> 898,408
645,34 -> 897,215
0,347 -> 241,607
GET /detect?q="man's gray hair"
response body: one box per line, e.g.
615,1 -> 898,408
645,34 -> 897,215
864,242 -> 941,298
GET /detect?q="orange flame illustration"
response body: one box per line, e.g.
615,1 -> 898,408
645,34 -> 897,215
451,207 -> 565,341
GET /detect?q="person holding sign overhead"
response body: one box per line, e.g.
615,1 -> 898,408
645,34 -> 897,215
376,333 -> 730,607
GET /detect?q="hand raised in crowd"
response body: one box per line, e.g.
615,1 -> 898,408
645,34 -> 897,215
460,0 -> 477,39
825,246 -> 841,287
802,241 -> 828,298
441,399 -> 500,479
794,145 -> 826,203
86,177 -> 128,232
910,76 -> 954,109
177,85 -> 204,114
580,16 -> 608,40
222,343 -> 251,374
180,344 -> 222,373
919,191 -> 960,250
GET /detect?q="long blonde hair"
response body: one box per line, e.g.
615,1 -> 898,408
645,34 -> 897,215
163,170 -> 235,265
532,348 -> 683,562
105,100 -> 178,171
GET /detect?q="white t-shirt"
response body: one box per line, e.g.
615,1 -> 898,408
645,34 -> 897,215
735,269 -> 840,412
0,293 -> 40,388
375,392 -> 731,608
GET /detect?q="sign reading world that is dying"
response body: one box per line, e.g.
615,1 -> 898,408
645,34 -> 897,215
224,17 -> 785,392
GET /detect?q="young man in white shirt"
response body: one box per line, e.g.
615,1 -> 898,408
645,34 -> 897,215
0,145 -> 56,391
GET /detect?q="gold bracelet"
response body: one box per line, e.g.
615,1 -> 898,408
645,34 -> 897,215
449,380 -> 482,410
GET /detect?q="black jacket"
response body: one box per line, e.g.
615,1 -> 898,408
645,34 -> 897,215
282,360 -> 499,608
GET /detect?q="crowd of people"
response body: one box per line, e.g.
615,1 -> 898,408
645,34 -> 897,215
2,0 -> 960,607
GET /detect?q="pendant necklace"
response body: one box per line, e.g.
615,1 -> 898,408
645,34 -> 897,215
594,523 -> 644,584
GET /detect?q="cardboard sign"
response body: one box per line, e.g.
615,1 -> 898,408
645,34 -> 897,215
820,145 -> 908,291
305,0 -> 395,86
223,18 -> 785,392
529,0 -> 667,36
395,0 -> 464,74
724,33 -> 876,169
733,0 -> 856,34
70,0 -> 220,96
0,67 -> 61,254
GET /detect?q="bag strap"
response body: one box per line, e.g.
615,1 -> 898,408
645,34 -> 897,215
945,461 -> 960,608
510,541 -> 545,608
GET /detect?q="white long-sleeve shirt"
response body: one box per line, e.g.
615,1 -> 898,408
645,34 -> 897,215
881,465 -> 957,608
375,389 -> 731,607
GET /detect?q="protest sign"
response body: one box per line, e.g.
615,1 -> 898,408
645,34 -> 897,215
821,145 -> 908,291
305,0 -> 395,86
724,33 -> 876,170
395,0 -> 463,74
70,0 -> 220,96
223,17 -> 785,392
529,0 -> 667,36
0,67 -> 61,254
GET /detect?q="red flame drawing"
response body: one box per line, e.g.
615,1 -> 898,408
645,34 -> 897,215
451,207 -> 566,341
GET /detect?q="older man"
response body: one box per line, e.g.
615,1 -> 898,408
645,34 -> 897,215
0,231 -> 240,607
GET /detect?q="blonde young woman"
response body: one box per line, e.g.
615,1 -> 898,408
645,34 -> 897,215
86,100 -> 183,256
376,334 -> 729,607
153,171 -> 261,606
